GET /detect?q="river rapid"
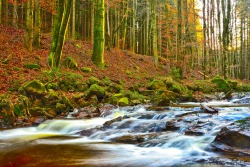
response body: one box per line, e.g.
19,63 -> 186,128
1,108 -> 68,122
0,103 -> 250,167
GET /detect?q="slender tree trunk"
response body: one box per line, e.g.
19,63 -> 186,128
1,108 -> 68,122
177,0 -> 182,61
48,0 -> 64,67
202,0 -> 207,79
72,0 -> 76,39
0,0 -> 2,24
25,0 -> 34,52
150,0 -> 158,67
53,0 -> 72,68
13,0 -> 18,27
33,0 -> 41,48
92,0 -> 105,68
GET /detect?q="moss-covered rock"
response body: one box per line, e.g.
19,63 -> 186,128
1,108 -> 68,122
65,57 -> 78,70
17,95 -> 31,116
20,80 -> 46,97
23,63 -> 40,70
147,80 -> 166,90
228,80 -> 238,89
0,98 -> 14,116
170,85 -> 182,94
185,80 -> 217,93
118,97 -> 129,106
86,84 -> 106,102
56,103 -> 67,111
80,67 -> 92,73
41,89 -> 60,106
87,77 -> 100,86
212,76 -> 230,92
29,107 -> 55,119
45,83 -> 58,90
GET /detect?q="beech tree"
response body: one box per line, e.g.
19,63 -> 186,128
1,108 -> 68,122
48,0 -> 72,69
92,0 -> 105,68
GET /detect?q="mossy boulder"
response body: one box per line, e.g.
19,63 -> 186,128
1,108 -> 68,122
170,85 -> 182,94
65,57 -> 78,70
118,97 -> 129,106
45,83 -> 58,90
87,77 -> 100,86
20,80 -> 46,97
16,95 -> 31,116
86,84 -> 106,102
150,91 -> 177,106
147,80 -> 166,90
41,89 -> 60,106
29,107 -> 55,119
228,80 -> 238,89
23,63 -> 40,70
56,103 -> 67,111
0,99 -> 14,116
81,67 -> 92,73
212,76 -> 230,92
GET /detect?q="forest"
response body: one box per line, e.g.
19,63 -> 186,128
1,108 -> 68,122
0,0 -> 250,166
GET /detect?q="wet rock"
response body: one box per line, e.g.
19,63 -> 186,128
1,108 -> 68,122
211,119 -> 250,157
99,104 -> 117,117
31,116 -> 46,125
111,134 -> 145,144
232,97 -> 250,104
185,129 -> 205,136
138,114 -> 154,119
165,119 -> 182,131
103,116 -> 124,128
213,127 -> 250,149
71,106 -> 100,118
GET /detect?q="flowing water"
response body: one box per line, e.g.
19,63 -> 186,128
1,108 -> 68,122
0,104 -> 250,167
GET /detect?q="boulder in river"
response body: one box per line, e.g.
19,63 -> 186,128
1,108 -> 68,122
211,118 -> 250,157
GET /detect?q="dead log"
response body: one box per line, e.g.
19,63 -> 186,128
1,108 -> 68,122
200,103 -> 218,114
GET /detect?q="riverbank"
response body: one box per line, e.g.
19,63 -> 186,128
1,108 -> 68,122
1,25 -> 250,128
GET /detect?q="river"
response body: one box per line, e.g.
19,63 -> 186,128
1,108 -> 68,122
0,103 -> 250,167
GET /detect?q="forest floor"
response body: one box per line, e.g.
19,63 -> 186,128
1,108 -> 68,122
0,25 -> 206,95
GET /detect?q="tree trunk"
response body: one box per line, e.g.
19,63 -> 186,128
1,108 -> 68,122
177,0 -> 182,61
150,0 -> 158,67
33,0 -> 41,48
48,0 -> 64,67
202,0 -> 207,79
72,0 -> 76,39
13,0 -> 18,27
53,0 -> 72,68
92,0 -> 105,68
25,0 -> 34,52
0,0 -> 2,24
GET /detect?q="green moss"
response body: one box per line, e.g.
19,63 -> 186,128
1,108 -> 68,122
56,103 -> 67,111
118,97 -> 129,106
13,67 -> 21,71
87,77 -> 100,85
86,84 -> 106,102
211,76 -> 230,92
170,85 -> 182,94
80,67 -> 92,73
45,83 -> 58,90
147,80 -> 166,90
20,80 -> 46,96
17,95 -> 30,116
23,63 -> 40,70
65,57 -> 78,70
13,105 -> 23,116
